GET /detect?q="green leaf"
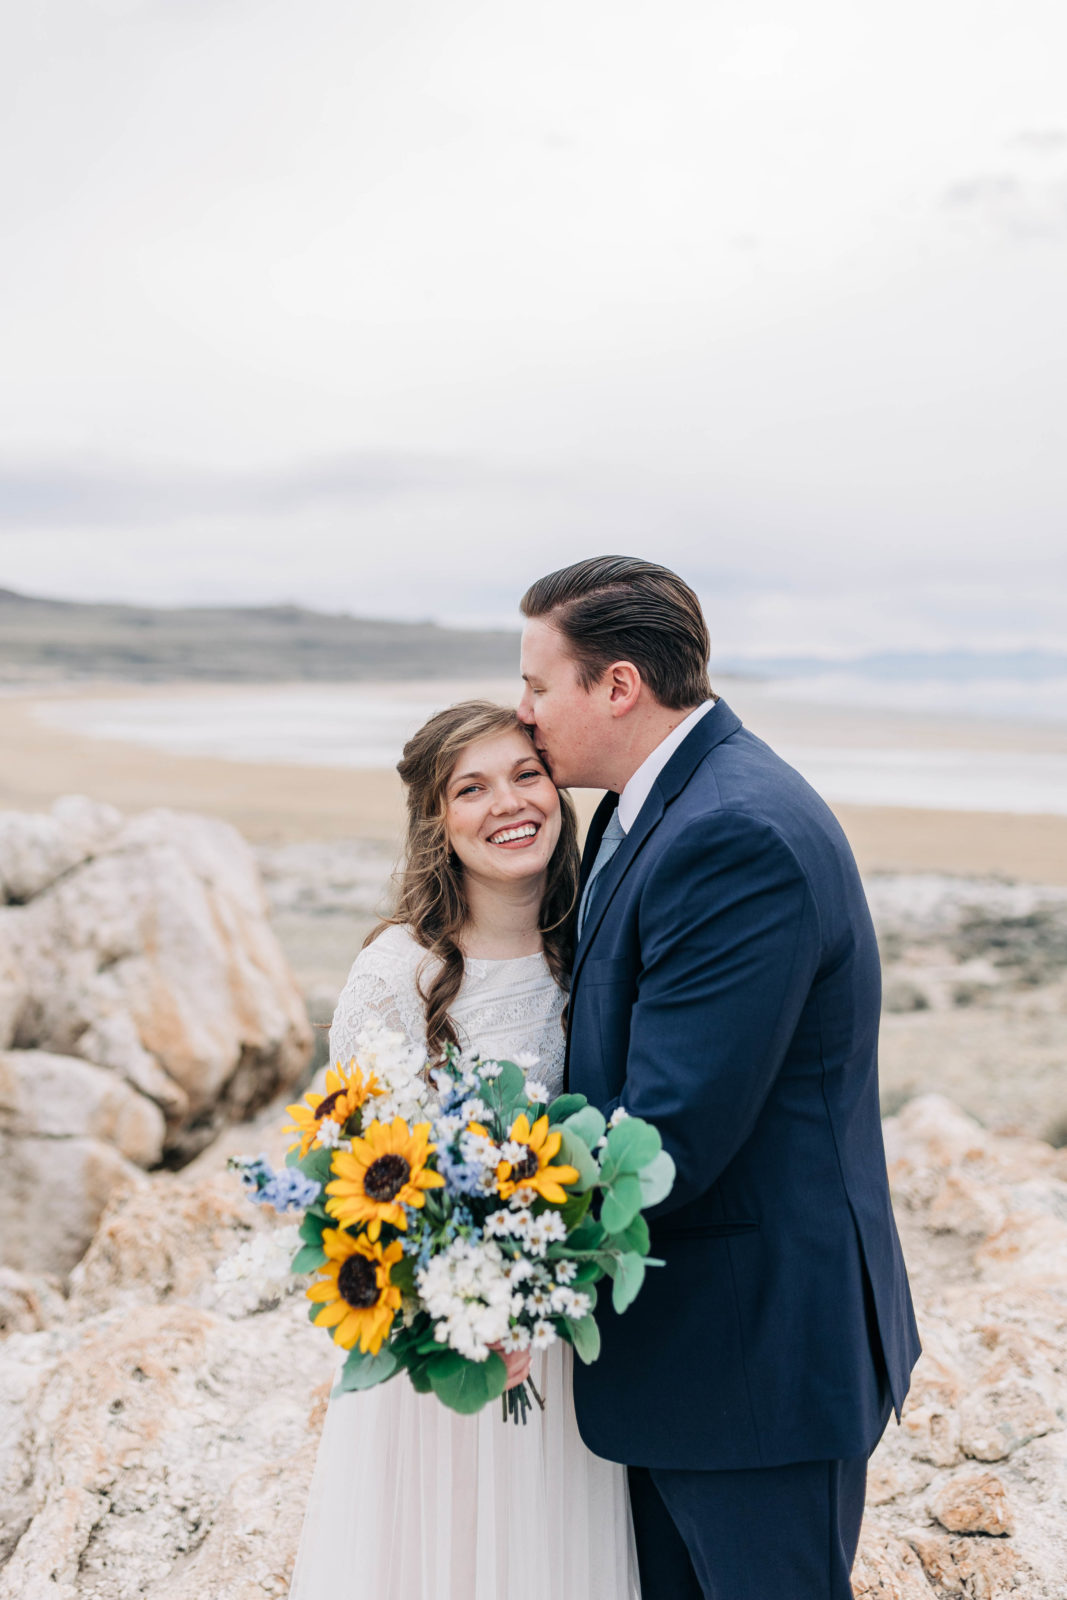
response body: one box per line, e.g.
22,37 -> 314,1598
563,1106 -> 607,1149
573,1259 -> 603,1285
554,1128 -> 599,1194
565,1217 -> 606,1253
564,1311 -> 602,1364
637,1149 -> 676,1208
600,1173 -> 644,1234
332,1344 -> 399,1396
291,1243 -> 327,1273
605,1117 -> 662,1173
284,1144 -> 301,1168
297,1147 -> 335,1189
610,1252 -> 646,1314
391,1254 -> 417,1297
557,1190 -> 593,1231
298,1213 -> 327,1246
428,1351 -> 508,1415
494,1060 -> 529,1114
548,1093 -> 588,1125
607,1212 -> 650,1255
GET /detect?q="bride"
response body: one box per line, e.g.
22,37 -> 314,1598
288,700 -> 641,1600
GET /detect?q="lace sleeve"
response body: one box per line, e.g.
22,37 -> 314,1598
327,928 -> 430,1067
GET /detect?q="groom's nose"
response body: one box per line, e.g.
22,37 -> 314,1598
516,687 -> 534,724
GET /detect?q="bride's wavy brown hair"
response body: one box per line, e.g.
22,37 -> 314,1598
367,700 -> 580,1062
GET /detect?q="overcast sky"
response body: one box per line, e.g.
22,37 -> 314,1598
1,0 -> 1065,657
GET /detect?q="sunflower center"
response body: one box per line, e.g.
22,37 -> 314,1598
315,1090 -> 345,1121
337,1254 -> 380,1309
363,1153 -> 412,1201
509,1146 -> 540,1182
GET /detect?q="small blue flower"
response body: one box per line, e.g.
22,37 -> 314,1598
245,1164 -> 322,1213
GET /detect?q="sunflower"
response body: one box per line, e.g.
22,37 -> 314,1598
306,1228 -> 403,1353
325,1117 -> 444,1239
496,1113 -> 580,1204
283,1062 -> 383,1158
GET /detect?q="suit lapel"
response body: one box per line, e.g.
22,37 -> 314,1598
569,698 -> 743,988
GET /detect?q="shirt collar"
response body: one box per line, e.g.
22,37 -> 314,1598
617,700 -> 717,833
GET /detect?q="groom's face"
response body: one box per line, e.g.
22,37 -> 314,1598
518,618 -> 611,789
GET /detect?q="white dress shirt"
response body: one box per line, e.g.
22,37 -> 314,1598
616,700 -> 718,833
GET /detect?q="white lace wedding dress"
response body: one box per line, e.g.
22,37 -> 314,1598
288,924 -> 641,1600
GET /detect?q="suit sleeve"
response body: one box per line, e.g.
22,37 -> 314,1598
610,811 -> 820,1219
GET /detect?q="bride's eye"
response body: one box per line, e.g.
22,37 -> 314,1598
518,769 -> 543,781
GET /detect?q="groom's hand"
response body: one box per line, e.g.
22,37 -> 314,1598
490,1341 -> 532,1390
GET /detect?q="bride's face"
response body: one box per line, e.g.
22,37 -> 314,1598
444,730 -> 562,888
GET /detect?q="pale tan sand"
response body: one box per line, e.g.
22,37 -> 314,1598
2,682 -> 1066,883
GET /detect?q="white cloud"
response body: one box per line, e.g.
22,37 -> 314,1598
0,0 -> 1064,654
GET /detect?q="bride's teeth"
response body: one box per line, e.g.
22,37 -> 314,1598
490,824 -> 538,844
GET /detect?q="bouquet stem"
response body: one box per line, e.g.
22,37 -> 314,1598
501,1373 -> 547,1425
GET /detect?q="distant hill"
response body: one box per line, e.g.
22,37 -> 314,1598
0,589 -> 521,682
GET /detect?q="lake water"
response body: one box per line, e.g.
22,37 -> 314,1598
30,677 -> 1067,816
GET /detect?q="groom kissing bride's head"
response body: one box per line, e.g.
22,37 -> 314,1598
517,554 -> 715,792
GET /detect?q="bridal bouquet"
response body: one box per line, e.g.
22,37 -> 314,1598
230,1022 -> 674,1420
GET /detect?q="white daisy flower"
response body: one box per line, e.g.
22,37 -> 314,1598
608,1106 -> 631,1126
513,1051 -> 540,1070
554,1259 -> 578,1283
524,1079 -> 550,1105
531,1319 -> 557,1350
499,1324 -> 531,1353
314,1117 -> 348,1150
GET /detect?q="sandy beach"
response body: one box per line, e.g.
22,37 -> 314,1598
3,681 -> 1066,883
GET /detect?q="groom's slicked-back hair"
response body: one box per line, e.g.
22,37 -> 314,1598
520,556 -> 712,710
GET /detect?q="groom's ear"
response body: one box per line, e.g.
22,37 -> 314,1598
606,661 -> 642,717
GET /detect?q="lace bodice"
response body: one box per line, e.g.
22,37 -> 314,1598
328,924 -> 567,1097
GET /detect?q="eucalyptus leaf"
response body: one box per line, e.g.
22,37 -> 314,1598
298,1213 -> 327,1246
495,1060 -> 528,1109
554,1128 -> 599,1194
600,1173 -> 644,1234
610,1252 -> 647,1314
564,1312 -> 602,1364
428,1351 -> 508,1415
333,1344 -> 399,1395
297,1147 -> 335,1188
636,1149 -> 677,1208
548,1093 -> 588,1125
562,1106 -> 607,1149
607,1212 -> 650,1255
291,1243 -> 327,1273
605,1117 -> 662,1173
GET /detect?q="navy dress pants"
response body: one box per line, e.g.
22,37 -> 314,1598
627,1454 -> 869,1600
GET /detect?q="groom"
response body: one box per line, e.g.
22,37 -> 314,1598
517,557 -> 920,1600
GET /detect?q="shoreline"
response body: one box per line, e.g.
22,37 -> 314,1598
2,682 -> 1066,882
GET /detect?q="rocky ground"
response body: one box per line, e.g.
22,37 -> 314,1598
257,843 -> 1067,1146
2,806 -> 1065,1596
2,1091 -> 1065,1598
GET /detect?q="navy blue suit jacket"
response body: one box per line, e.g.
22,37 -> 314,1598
565,700 -> 920,1471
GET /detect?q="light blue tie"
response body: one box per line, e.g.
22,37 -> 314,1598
577,809 -> 626,939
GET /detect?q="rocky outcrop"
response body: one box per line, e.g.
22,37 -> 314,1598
1,1092 -> 1065,1597
855,1095 -> 1067,1597
0,798 -> 312,1275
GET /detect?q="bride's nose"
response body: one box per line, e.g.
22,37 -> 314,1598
489,782 -> 523,815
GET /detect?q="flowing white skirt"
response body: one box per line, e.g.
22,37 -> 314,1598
288,1340 -> 641,1600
